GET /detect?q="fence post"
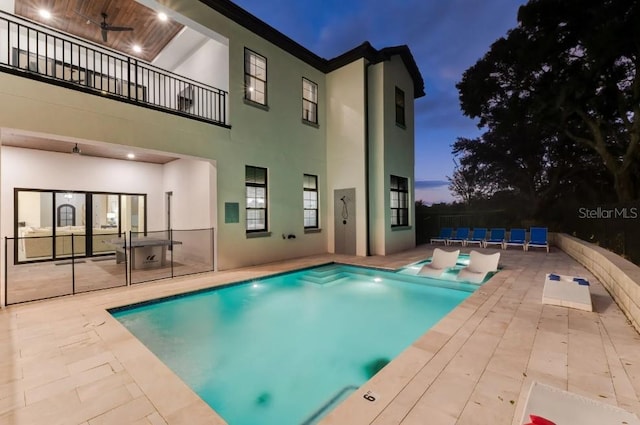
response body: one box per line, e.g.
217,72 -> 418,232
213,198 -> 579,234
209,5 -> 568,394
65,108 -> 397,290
127,231 -> 131,286
170,228 -> 174,278
211,227 -> 215,272
4,237 -> 8,306
71,234 -> 75,295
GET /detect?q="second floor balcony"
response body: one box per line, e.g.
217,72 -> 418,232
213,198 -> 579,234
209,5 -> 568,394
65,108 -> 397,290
0,10 -> 229,127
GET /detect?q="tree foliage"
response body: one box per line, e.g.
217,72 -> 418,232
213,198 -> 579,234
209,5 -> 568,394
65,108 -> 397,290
447,159 -> 494,204
456,0 -> 640,202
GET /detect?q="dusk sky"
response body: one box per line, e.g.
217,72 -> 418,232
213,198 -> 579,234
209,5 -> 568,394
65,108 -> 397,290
232,0 -> 527,204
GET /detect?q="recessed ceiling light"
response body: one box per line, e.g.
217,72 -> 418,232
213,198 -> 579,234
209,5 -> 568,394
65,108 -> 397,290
132,44 -> 142,53
158,12 -> 168,21
127,153 -> 135,159
38,9 -> 52,20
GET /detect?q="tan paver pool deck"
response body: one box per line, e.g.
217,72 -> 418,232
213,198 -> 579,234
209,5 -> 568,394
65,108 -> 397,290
1,245 -> 639,424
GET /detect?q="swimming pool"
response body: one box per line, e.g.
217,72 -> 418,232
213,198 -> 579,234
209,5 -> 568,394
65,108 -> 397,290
111,263 -> 476,425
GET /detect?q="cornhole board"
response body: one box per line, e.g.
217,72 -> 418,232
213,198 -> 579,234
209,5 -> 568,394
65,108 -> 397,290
519,381 -> 640,425
542,273 -> 592,312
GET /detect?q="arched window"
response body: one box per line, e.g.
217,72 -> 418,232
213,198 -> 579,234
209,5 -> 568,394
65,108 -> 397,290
57,204 -> 75,227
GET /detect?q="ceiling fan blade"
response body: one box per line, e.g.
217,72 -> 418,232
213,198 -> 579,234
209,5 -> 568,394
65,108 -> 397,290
101,28 -> 108,42
105,26 -> 134,32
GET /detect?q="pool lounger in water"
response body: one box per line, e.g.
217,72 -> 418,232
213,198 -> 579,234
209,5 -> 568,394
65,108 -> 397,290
456,250 -> 500,283
417,248 -> 459,277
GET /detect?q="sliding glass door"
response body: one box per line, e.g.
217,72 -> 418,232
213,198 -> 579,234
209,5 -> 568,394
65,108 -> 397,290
15,189 -> 146,263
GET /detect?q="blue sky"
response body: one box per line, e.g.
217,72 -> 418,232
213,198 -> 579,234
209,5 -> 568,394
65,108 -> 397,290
232,0 -> 527,204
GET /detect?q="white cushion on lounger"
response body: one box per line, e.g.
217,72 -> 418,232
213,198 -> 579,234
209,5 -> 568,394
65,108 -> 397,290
418,248 -> 459,276
457,250 -> 500,283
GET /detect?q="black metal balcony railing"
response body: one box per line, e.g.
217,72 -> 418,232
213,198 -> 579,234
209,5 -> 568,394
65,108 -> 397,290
0,11 -> 228,126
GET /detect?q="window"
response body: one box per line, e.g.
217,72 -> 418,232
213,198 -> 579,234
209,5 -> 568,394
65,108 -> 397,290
395,87 -> 405,127
246,166 -> 268,232
302,78 -> 318,124
303,174 -> 319,228
244,48 -> 267,105
57,204 -> 75,227
390,175 -> 409,226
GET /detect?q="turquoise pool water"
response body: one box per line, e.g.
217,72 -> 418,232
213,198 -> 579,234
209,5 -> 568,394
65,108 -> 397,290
111,264 -> 475,425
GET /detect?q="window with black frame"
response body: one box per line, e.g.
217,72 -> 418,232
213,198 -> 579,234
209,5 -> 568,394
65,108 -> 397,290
303,174 -> 319,228
390,175 -> 409,227
395,86 -> 406,127
302,78 -> 318,124
244,48 -> 267,105
246,166 -> 268,232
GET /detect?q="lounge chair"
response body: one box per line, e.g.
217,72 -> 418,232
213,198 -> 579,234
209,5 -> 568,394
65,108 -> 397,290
466,228 -> 487,247
430,227 -> 452,245
484,228 -> 506,249
417,248 -> 460,277
504,228 -> 526,250
447,227 -> 469,246
457,250 -> 500,283
526,227 -> 549,252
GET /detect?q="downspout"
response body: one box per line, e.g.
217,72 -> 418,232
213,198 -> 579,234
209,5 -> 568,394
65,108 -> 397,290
364,60 -> 372,256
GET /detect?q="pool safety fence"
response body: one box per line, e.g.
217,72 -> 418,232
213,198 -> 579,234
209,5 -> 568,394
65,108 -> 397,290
3,227 -> 215,306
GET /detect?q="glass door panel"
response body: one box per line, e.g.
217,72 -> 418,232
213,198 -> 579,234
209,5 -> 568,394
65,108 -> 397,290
92,194 -> 120,255
55,192 -> 86,258
121,194 -> 146,235
16,190 -> 53,261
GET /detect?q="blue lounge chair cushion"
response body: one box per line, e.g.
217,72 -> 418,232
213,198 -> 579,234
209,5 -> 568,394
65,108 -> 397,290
573,277 -> 589,286
548,274 -> 560,281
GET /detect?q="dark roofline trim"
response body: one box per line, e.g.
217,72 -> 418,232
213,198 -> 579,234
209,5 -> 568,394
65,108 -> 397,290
198,0 -> 425,98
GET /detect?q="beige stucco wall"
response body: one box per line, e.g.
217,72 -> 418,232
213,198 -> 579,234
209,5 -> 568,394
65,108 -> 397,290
0,0 -> 420,272
180,0 -> 329,269
556,233 -> 640,333
368,55 -> 416,256
326,59 -> 367,255
0,74 -> 227,157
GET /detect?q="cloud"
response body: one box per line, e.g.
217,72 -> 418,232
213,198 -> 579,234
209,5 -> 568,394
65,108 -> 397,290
415,180 -> 449,189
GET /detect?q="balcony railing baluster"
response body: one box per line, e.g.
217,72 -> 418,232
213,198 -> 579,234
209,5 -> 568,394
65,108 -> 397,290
0,11 -> 228,126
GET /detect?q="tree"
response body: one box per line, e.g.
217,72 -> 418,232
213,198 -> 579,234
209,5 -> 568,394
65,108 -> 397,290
457,0 -> 640,201
447,159 -> 493,204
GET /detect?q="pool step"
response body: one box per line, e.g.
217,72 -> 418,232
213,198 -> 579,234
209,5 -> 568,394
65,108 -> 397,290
300,265 -> 350,286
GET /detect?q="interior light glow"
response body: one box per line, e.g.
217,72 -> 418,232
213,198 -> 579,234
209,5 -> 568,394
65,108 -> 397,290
127,153 -> 135,159
132,44 -> 142,53
38,9 -> 52,20
248,86 -> 254,92
158,12 -> 168,21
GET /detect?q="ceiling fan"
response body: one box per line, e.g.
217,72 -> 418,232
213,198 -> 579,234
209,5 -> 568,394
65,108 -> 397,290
76,11 -> 133,43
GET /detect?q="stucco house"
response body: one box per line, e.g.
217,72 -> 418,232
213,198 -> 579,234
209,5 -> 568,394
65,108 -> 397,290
0,0 -> 425,291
